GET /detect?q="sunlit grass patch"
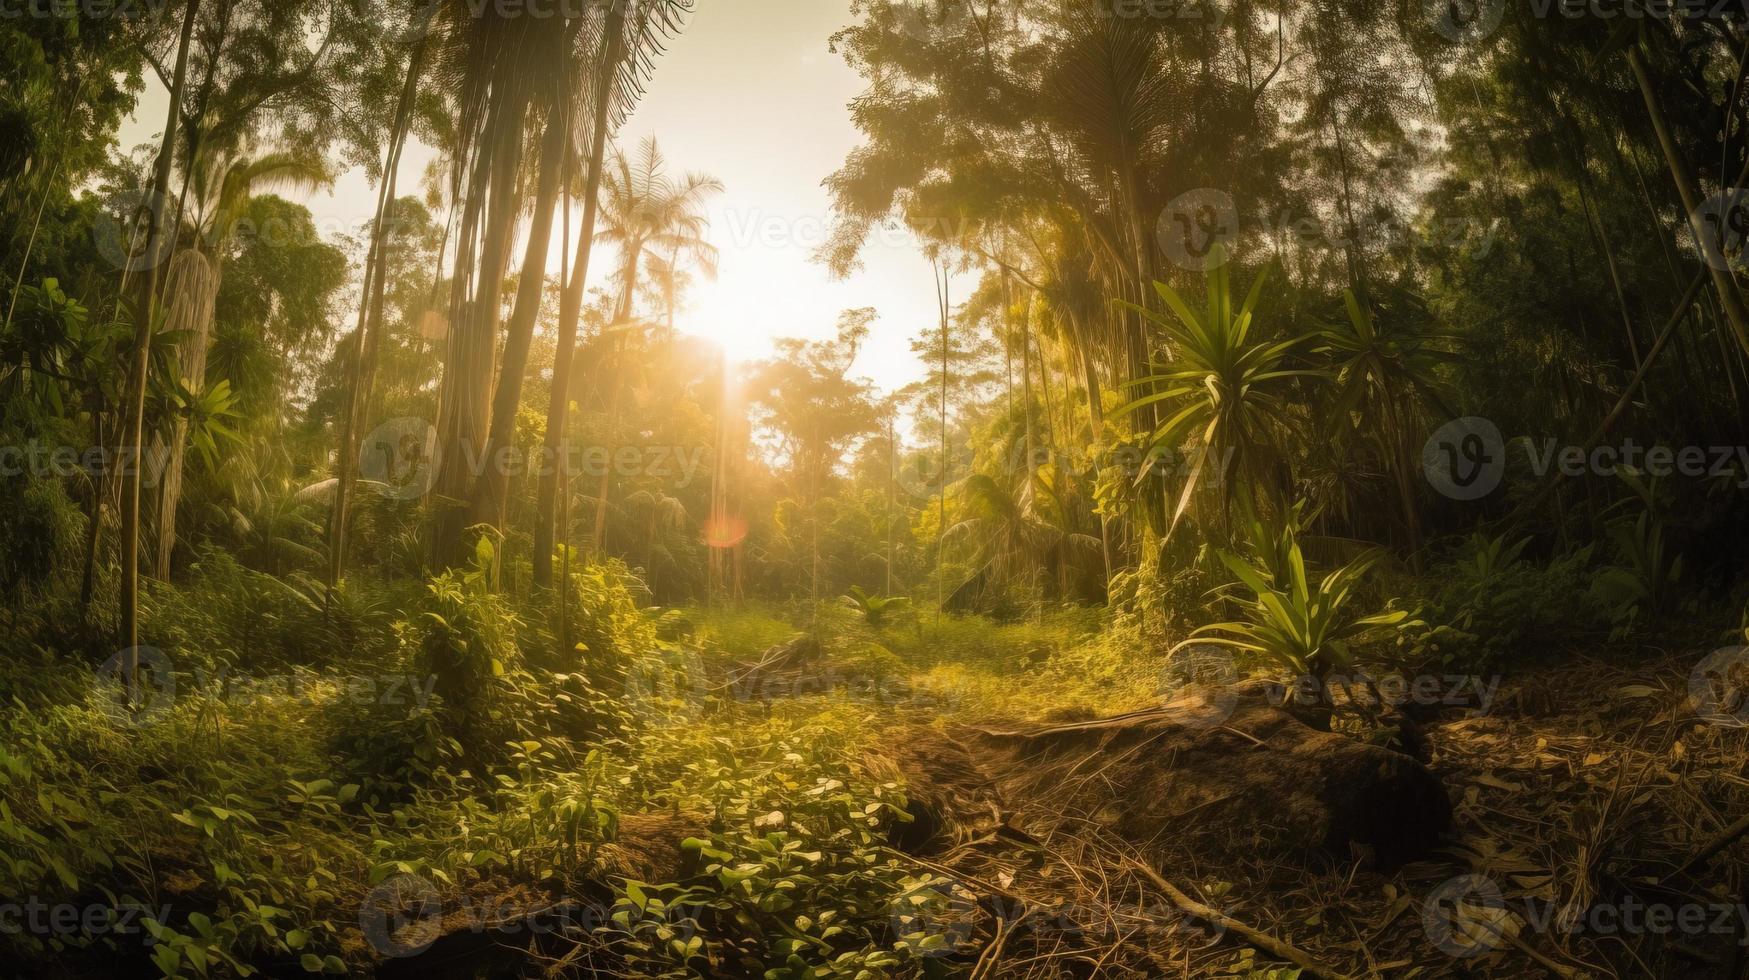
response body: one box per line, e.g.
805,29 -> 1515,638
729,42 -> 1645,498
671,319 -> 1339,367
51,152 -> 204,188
687,602 -> 800,664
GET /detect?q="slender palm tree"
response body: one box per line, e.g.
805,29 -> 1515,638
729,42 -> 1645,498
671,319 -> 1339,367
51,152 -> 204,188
533,2 -> 627,589
586,137 -> 720,551
328,10 -> 432,590
596,137 -> 721,327
426,8 -> 541,567
641,243 -> 704,359
427,0 -> 693,570
466,25 -> 584,532
156,149 -> 333,579
118,0 -> 202,657
1624,41 -> 1749,357
944,473 -> 1101,610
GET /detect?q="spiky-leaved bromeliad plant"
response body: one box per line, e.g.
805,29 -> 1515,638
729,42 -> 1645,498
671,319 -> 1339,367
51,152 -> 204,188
1180,507 -> 1413,685
1114,248 -> 1325,534
842,585 -> 910,626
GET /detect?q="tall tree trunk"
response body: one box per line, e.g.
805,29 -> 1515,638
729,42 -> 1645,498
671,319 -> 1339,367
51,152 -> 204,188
885,416 -> 896,596
589,276 -> 640,554
1557,103 -> 1644,370
328,31 -> 427,590
471,89 -> 571,532
1121,170 -> 1166,541
535,8 -> 624,588
589,336 -> 627,554
2,153 -> 66,335
708,354 -> 744,606
433,76 -> 530,567
1627,44 -> 1749,357
1508,268 -> 1709,526
1031,315 -> 1058,452
118,0 -> 200,656
936,263 -> 950,618
151,249 -> 219,579
1081,350 -> 1114,587
1385,396 -> 1424,573
808,460 -> 820,611
79,412 -> 106,609
1005,269 -> 1034,486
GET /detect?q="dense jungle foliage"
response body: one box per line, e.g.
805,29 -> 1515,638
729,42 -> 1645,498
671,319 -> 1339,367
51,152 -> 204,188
6,0 -> 1749,977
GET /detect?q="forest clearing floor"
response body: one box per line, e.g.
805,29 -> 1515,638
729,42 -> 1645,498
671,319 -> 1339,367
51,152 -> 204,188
699,607 -> 1749,979
6,596 -> 1749,979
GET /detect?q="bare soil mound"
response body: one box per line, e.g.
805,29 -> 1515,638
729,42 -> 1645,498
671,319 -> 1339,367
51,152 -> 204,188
872,679 -> 1450,869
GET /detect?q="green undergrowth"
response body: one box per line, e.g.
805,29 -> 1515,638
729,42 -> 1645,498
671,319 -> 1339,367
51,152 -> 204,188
6,542 -> 1724,978
684,599 -> 1158,721
0,562 -> 1031,979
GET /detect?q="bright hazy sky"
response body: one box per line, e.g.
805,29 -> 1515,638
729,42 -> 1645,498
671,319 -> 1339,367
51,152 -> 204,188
119,0 -> 940,392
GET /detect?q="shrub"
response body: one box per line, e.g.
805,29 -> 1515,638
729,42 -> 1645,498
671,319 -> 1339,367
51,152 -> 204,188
0,472 -> 82,596
1411,533 -> 1609,672
603,720 -> 927,978
1188,532 -> 1412,684
142,548 -> 407,677
405,569 -> 521,751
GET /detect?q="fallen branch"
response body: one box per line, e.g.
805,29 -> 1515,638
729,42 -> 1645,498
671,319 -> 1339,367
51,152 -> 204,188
968,915 -> 1009,980
1124,858 -> 1360,980
1667,808 -> 1749,882
1501,928 -> 1585,980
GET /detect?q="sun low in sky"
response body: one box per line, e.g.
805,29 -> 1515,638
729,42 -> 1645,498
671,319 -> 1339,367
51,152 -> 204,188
612,0 -> 945,386
117,0 -> 940,392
